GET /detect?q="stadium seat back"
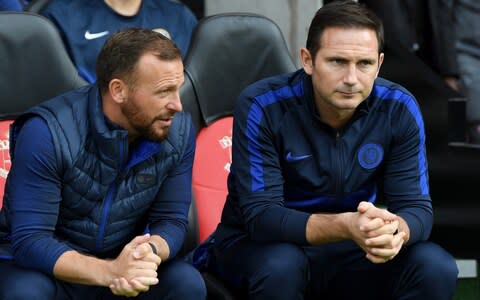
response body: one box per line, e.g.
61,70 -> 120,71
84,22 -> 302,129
185,13 -> 296,245
0,12 -> 86,208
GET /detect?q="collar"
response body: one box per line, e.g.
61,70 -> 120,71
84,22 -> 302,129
87,85 -> 164,171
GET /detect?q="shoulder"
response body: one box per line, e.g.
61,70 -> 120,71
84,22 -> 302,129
371,77 -> 418,107
239,70 -> 303,105
371,77 -> 425,131
31,85 -> 91,116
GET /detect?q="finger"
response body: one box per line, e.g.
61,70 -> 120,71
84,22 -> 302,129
123,267 -> 158,282
142,252 -> 162,265
133,242 -> 152,259
367,245 -> 395,258
360,217 -> 385,232
392,231 -> 407,249
128,278 -> 151,293
109,278 -> 123,296
357,201 -> 373,213
365,252 -> 389,264
361,204 -> 397,222
110,277 -> 139,297
365,220 -> 399,237
365,232 -> 396,247
131,276 -> 159,287
128,261 -> 159,273
129,234 -> 151,250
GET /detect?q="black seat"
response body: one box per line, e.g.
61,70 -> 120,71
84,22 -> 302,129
184,12 -> 296,125
0,11 -> 86,206
180,13 -> 297,299
0,12 -> 86,117
23,0 -> 52,13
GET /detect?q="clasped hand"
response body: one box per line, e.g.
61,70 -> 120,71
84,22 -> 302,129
352,202 -> 406,264
109,234 -> 161,297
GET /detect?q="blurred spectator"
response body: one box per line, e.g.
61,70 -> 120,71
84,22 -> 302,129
0,0 -> 29,10
455,0 -> 480,143
358,0 -> 460,92
41,0 -> 197,83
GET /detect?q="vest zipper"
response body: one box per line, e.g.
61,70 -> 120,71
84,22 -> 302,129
95,186 -> 116,252
95,138 -> 127,252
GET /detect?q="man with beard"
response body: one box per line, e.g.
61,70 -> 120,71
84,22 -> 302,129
0,28 -> 206,299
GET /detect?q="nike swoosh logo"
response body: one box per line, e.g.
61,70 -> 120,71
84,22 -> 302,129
286,152 -> 312,162
84,30 -> 109,40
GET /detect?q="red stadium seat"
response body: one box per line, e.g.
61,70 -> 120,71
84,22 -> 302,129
180,12 -> 296,299
0,121 -> 12,209
192,117 -> 233,243
0,11 -> 86,209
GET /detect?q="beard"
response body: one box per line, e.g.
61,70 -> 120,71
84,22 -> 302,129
121,98 -> 170,142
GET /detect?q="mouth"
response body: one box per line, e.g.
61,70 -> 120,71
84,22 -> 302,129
155,115 -> 175,127
338,91 -> 359,97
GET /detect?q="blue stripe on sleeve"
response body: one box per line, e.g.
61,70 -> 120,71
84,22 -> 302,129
245,82 -> 303,192
375,85 -> 429,195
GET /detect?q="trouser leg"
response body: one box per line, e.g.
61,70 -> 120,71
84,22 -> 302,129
304,240 -> 458,300
213,238 -> 310,300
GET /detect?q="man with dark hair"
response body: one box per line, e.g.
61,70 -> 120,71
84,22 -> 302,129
209,1 -> 458,299
0,28 -> 206,299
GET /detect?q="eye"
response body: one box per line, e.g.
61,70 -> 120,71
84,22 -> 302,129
358,60 -> 374,67
157,87 -> 172,96
331,58 -> 345,65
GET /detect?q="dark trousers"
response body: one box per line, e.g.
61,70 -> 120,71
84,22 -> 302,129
213,239 -> 458,300
0,258 -> 206,300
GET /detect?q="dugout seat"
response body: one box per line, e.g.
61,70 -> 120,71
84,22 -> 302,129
180,13 -> 296,299
24,0 -> 51,13
0,12 -> 86,208
185,11 -> 296,246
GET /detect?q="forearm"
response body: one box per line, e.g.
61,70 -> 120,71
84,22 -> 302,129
53,250 -> 114,287
246,205 -> 310,244
305,212 -> 353,245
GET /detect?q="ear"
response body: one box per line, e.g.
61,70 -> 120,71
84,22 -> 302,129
109,79 -> 128,104
376,52 -> 385,77
300,48 -> 314,75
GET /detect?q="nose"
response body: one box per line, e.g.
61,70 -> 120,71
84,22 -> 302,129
343,64 -> 358,86
166,92 -> 183,112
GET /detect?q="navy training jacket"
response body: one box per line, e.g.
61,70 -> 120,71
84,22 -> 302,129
216,69 -> 433,248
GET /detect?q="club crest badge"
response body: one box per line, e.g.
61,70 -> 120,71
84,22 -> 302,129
358,143 -> 383,170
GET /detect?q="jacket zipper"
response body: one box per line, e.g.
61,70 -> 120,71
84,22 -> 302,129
335,131 -> 344,201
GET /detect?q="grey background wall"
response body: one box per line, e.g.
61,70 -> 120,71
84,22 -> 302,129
204,0 -> 324,67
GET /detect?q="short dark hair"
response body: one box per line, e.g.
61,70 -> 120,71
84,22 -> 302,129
96,28 -> 182,93
306,0 -> 384,60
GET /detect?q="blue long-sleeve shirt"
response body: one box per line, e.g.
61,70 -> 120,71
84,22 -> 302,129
7,115 -> 194,274
216,70 -> 433,248
41,0 -> 197,83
